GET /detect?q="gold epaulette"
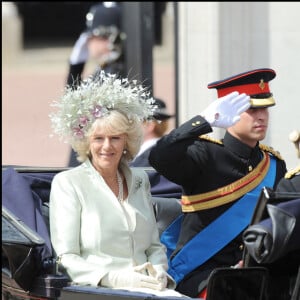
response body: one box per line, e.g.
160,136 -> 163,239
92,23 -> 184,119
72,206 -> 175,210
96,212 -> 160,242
199,135 -> 223,145
259,143 -> 284,160
285,165 -> 300,179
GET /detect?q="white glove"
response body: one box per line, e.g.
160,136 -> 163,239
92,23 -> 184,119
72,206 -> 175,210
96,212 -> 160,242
201,91 -> 250,128
69,32 -> 91,65
134,263 -> 168,290
101,266 -> 163,290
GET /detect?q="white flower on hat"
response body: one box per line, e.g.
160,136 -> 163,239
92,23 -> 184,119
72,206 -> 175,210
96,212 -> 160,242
49,71 -> 156,144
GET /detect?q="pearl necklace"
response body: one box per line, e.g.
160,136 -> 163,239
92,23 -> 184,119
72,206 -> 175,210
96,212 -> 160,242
117,170 -> 123,201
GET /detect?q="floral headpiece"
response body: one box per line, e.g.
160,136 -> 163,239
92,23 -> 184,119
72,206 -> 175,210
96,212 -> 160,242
49,71 -> 156,143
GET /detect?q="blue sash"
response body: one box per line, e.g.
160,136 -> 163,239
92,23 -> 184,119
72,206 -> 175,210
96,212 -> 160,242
161,213 -> 184,258
166,155 -> 276,284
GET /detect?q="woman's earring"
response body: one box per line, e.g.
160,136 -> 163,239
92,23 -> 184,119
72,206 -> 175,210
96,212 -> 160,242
123,149 -> 127,155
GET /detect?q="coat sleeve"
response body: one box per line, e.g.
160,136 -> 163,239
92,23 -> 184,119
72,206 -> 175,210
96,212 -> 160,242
149,115 -> 212,184
49,172 -> 104,286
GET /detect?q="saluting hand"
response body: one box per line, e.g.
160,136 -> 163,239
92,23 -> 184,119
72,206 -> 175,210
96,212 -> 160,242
201,91 -> 250,128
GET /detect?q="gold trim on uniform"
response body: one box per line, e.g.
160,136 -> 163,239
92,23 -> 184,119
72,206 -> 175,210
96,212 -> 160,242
284,165 -> 300,179
192,121 -> 201,126
259,143 -> 283,160
198,135 -> 223,145
181,152 -> 270,212
198,137 -> 282,162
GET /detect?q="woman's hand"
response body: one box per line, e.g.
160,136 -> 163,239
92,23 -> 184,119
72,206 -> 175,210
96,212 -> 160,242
134,262 -> 168,290
100,265 -> 164,290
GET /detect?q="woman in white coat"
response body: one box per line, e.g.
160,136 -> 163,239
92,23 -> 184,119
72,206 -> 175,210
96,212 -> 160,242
49,72 -> 177,293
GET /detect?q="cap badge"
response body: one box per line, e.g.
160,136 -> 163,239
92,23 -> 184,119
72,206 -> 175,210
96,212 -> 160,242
259,79 -> 265,90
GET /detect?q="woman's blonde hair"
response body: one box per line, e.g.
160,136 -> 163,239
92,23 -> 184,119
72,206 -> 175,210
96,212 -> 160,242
72,110 -> 143,163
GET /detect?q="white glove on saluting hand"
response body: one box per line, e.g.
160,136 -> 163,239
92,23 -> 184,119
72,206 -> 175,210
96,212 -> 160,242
69,32 -> 91,65
101,263 -> 165,291
201,91 -> 250,128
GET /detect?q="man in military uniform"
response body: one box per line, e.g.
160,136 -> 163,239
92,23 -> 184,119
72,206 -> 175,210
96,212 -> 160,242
149,68 -> 287,297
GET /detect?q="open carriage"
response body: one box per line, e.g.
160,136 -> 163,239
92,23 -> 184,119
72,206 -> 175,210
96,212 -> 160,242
2,166 -> 300,300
